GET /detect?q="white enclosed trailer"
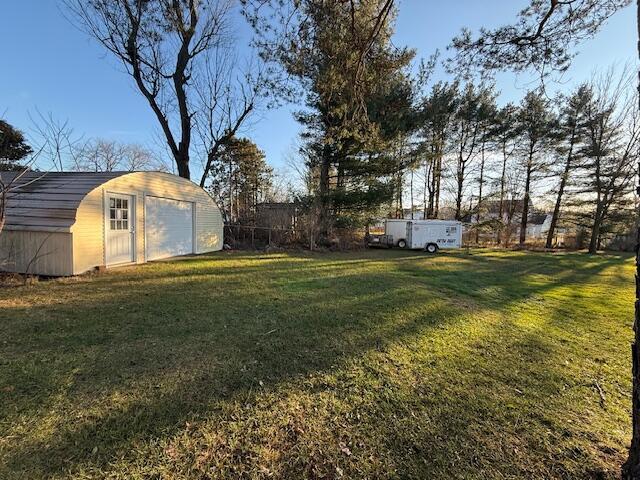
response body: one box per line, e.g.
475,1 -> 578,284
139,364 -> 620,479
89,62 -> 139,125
383,219 -> 462,252
384,219 -> 413,247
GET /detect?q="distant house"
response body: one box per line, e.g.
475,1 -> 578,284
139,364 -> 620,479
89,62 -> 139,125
0,171 -> 223,276
465,199 -> 565,245
475,198 -> 532,224
525,213 -> 567,245
400,208 -> 427,220
525,212 -> 552,239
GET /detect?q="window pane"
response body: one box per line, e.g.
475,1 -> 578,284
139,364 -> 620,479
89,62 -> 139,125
110,209 -> 116,219
116,199 -> 122,209
122,220 -> 128,230
110,220 -> 116,230
122,210 -> 128,220
110,198 -> 115,208
122,199 -> 128,209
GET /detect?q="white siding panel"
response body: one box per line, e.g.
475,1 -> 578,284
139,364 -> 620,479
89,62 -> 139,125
145,196 -> 193,261
0,231 -> 73,276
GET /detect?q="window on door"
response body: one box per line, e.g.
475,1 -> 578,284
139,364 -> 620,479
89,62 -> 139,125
109,197 -> 129,231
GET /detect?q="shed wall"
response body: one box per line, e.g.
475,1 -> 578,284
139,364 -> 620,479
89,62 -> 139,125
0,230 -> 73,276
72,172 -> 223,274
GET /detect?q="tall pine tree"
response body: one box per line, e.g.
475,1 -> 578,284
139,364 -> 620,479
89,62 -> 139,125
0,120 -> 32,171
515,91 -> 556,245
244,0 -> 415,232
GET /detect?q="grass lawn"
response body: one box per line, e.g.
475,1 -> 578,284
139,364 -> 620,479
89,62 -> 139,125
0,249 -> 635,479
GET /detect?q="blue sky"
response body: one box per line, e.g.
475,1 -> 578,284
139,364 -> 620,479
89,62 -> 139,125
0,1 -> 636,178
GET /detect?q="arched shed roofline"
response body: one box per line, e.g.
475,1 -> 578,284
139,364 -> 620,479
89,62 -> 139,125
83,170 -> 221,210
1,171 -> 129,232
1,170 -> 220,232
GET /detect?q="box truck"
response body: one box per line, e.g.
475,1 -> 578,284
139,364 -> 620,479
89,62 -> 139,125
376,219 -> 462,252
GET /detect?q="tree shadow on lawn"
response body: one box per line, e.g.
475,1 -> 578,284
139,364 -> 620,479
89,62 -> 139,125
122,250 -> 431,283
371,327 -> 626,479
390,249 -> 630,310
1,269 -> 468,476
0,250 -> 632,478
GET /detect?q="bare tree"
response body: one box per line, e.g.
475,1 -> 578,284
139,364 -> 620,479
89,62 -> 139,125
121,143 -> 163,171
64,0 -> 261,181
419,81 -> 459,219
72,139 -> 164,172
194,49 -> 266,187
488,104 -> 519,245
577,69 -> 640,254
29,109 -> 82,171
450,84 -> 481,220
74,139 -> 124,172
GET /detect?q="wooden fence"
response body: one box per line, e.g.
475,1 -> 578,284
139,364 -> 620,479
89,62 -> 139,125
224,224 -> 298,249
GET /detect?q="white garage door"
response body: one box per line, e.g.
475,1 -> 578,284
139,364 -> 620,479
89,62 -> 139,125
145,196 -> 194,261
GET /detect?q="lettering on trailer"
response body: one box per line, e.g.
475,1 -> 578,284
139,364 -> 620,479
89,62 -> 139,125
437,238 -> 458,244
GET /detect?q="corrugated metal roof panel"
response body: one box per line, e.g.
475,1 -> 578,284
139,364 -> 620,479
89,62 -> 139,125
1,171 -> 129,231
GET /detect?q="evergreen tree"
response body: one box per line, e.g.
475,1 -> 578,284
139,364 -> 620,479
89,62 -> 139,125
449,83 -> 497,221
473,86 -> 498,241
208,137 -> 272,223
0,120 -> 32,171
244,0 -> 415,232
545,85 -> 590,249
450,83 -> 481,221
575,75 -> 640,254
488,103 -> 519,244
418,82 -> 458,218
515,91 -> 556,245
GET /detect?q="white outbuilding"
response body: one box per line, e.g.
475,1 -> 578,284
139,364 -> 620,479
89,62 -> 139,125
0,171 -> 224,276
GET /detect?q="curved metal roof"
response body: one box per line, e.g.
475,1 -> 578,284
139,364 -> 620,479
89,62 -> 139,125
1,171 -> 129,231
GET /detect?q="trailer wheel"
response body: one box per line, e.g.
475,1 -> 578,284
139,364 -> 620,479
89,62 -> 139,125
397,239 -> 407,249
425,243 -> 438,254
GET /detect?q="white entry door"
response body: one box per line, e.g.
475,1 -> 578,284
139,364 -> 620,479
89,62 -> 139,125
145,196 -> 194,261
106,194 -> 135,265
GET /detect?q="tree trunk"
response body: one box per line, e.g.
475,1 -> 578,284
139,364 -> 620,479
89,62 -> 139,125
454,148 -> 465,221
396,170 -> 404,218
588,203 -> 603,254
623,2 -> 640,476
545,178 -> 565,249
519,161 -> 532,246
497,141 -> 508,245
455,166 -> 464,221
434,146 -> 442,218
546,135 -> 575,249
427,145 -> 437,218
318,148 -> 331,237
476,138 -> 486,244
410,167 -> 414,219
176,151 -> 190,179
423,155 -> 430,218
